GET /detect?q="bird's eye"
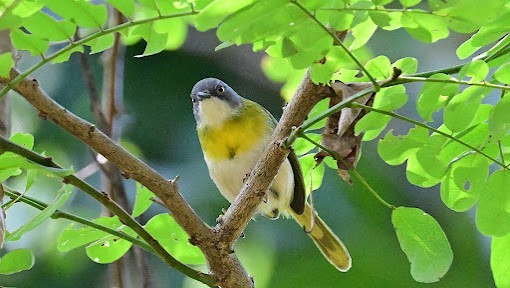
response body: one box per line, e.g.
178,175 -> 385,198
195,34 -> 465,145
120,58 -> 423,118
216,85 -> 225,95
191,98 -> 197,103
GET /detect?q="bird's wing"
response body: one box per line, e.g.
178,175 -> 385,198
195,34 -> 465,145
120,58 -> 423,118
259,104 -> 306,215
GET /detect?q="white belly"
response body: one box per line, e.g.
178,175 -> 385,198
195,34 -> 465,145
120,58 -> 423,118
204,138 -> 294,218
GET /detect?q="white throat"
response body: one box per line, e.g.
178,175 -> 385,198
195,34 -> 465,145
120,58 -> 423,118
198,97 -> 235,127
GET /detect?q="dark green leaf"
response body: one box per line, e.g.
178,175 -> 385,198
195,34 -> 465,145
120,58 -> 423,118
392,207 -> 453,283
476,170 -> 510,236
145,214 -> 205,264
0,249 -> 34,275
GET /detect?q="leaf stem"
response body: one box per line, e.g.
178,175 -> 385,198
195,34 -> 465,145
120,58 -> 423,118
0,10 -> 199,98
291,0 -> 380,90
350,103 -> 508,169
397,76 -> 510,91
297,132 -> 395,209
3,187 -> 154,252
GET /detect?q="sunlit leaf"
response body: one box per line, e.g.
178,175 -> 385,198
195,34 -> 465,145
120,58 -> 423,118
299,154 -> 325,194
378,127 -> 428,165
145,214 -> 205,264
0,52 -> 14,78
58,217 -> 123,252
293,134 -> 320,156
489,96 -> 510,141
393,57 -> 418,74
43,0 -> 108,28
401,11 -> 449,43
364,55 -> 392,80
491,234 -> 510,288
476,170 -> 510,236
0,249 -> 34,275
132,183 -> 155,218
392,207 -> 453,283
87,34 -> 114,54
86,234 -> 132,264
417,73 -> 459,121
193,0 -> 257,31
458,60 -> 489,82
493,62 -> 510,84
406,135 -> 447,187
51,45 -> 84,64
106,0 -> 135,17
10,29 -> 49,56
6,184 -> 72,242
23,11 -> 76,41
132,23 -> 168,57
443,86 -> 491,132
440,154 -> 488,212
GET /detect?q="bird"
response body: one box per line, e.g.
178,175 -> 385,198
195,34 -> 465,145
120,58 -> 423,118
190,77 -> 351,272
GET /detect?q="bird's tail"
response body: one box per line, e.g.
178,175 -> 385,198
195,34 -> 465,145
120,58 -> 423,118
291,203 -> 351,272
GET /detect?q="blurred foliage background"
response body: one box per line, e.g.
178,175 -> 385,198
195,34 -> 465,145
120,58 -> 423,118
2,25 -> 493,287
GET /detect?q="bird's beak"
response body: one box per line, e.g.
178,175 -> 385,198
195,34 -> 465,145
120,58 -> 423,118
196,91 -> 212,100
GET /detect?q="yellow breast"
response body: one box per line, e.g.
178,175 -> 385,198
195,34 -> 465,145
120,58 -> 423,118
197,100 -> 274,160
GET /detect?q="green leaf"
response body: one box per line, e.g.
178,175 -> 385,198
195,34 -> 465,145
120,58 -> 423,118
106,0 -> 135,17
0,52 -> 14,78
489,96 -> 510,141
401,11 -> 449,43
458,60 -> 489,82
86,234 -> 133,264
493,63 -> 510,84
392,207 -> 453,283
299,154 -> 325,193
491,234 -> 510,288
193,0 -> 257,31
377,127 -> 428,165
43,0 -> 108,28
145,214 -> 205,265
373,85 -> 408,111
444,86 -> 491,132
350,16 -> 377,50
7,184 -> 72,241
153,18 -> 187,51
132,183 -> 155,218
406,135 -> 447,187
400,0 -> 421,7
132,23 -> 168,57
417,73 -> 459,121
23,11 -> 76,41
58,217 -> 123,252
307,98 -> 329,131
51,45 -> 84,64
355,113 -> 391,141
10,29 -> 49,56
476,170 -> 510,236
0,249 -> 34,275
293,133 -> 320,156
456,38 -> 480,60
440,154 -> 488,212
329,11 -> 354,31
87,34 -> 114,54
369,10 -> 402,31
393,57 -> 418,74
364,55 -> 392,80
